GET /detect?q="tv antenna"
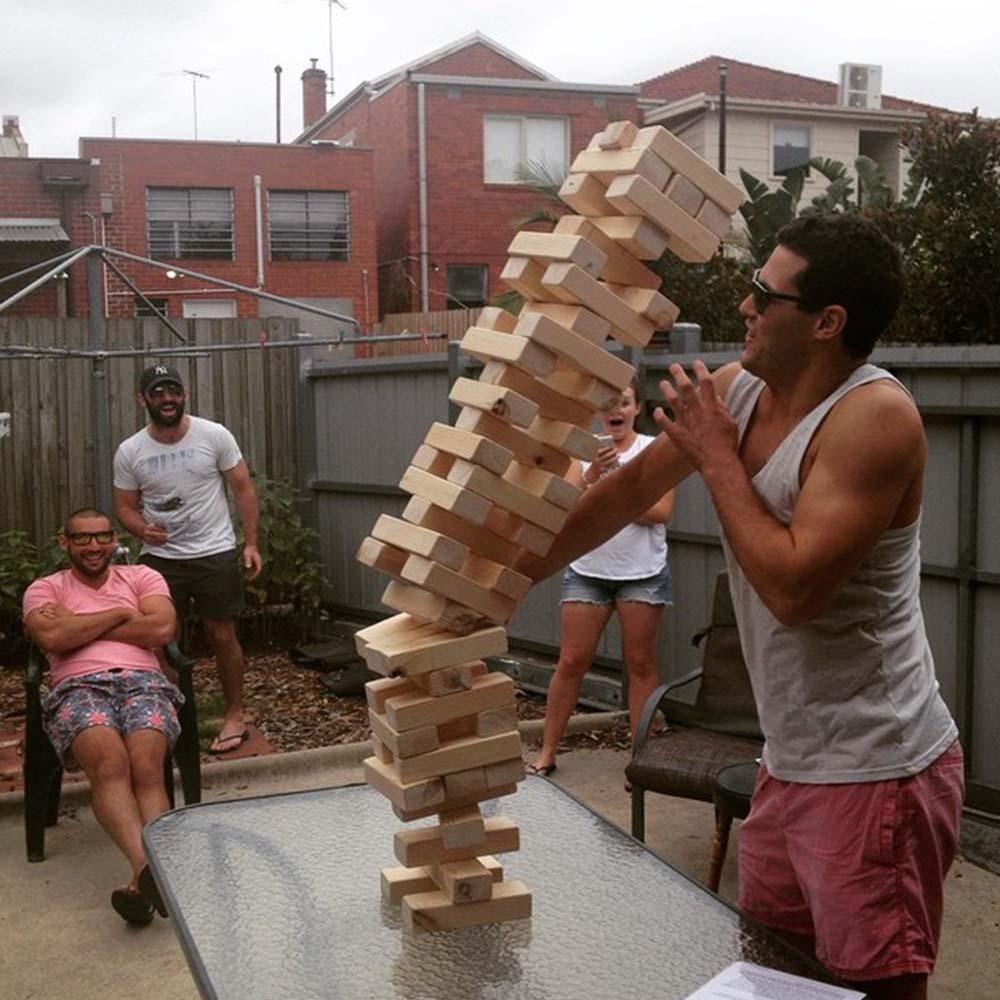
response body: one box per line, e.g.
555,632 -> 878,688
181,69 -> 211,139
324,0 -> 347,99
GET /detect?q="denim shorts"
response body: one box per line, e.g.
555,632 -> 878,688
560,564 -> 672,607
43,669 -> 184,764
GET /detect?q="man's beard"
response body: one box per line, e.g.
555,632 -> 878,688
68,547 -> 114,578
146,398 -> 186,427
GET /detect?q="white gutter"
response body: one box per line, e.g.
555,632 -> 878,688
408,73 -> 639,96
417,82 -> 429,313
253,175 -> 265,287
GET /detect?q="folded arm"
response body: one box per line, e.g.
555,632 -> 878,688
25,604 -> 135,654
100,594 -> 177,648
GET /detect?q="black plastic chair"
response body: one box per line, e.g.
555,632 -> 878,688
23,640 -> 202,862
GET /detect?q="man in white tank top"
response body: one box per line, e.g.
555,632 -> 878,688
519,215 -> 962,999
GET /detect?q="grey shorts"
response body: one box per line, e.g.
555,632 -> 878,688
560,564 -> 673,606
140,549 -> 245,620
43,669 -> 184,764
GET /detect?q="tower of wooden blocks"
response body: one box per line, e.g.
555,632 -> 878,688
354,121 -> 744,933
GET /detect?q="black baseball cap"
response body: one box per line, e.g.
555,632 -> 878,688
139,364 -> 184,395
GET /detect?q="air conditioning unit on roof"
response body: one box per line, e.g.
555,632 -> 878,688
838,63 -> 882,110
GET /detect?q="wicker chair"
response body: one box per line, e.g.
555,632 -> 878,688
625,571 -> 763,890
23,641 -> 202,862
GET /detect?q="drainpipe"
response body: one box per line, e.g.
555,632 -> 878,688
417,82 -> 429,313
718,62 -> 728,175
254,175 -> 265,288
362,268 -> 371,332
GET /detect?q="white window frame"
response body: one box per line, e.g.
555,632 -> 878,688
483,115 -> 569,185
770,122 -> 814,179
267,189 -> 351,261
146,187 -> 235,260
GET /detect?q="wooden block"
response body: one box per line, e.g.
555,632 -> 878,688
363,756 -> 445,812
570,147 -> 673,191
399,466 -> 492,525
394,783 -> 518,823
482,507 -> 555,559
558,172 -> 620,217
553,215 -> 661,290
456,407 -> 572,477
369,732 -> 394,764
382,856 -> 502,904
356,537 -> 409,577
394,816 -> 520,867
478,362 -> 592,427
447,458 -> 568,533
461,554 -> 532,602
443,765 -> 488,798
424,422 -> 512,477
513,312 -> 635,391
356,614 -> 441,656
541,262 -> 656,348
438,805 -> 486,850
484,757 -> 527,788
500,256 -> 548,301
370,708 -> 440,758
539,368 -> 622,413
696,198 -> 733,239
591,215 -> 669,260
386,672 -> 516,732
502,463 -> 580,510
459,326 -> 556,377
520,302 -> 610,345
507,232 -> 607,279
598,120 -> 639,150
402,880 -> 531,932
403,496 -> 523,567
430,858 -> 498,903
411,444 -> 456,479
371,514 -> 468,571
605,285 -> 680,330
366,674 -> 419,711
475,306 -> 518,333
411,660 -> 488,696
632,125 -> 745,214
448,377 -> 538,428
395,730 -> 523,783
527,416 -> 600,461
382,580 -> 485,635
475,705 -> 519,737
605,173 -> 720,263
665,173 -> 705,217
400,553 -> 517,626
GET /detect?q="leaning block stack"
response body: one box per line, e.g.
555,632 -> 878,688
354,121 -> 743,932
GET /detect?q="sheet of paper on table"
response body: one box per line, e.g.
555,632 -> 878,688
683,962 -> 866,1000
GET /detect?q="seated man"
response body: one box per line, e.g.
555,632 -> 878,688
23,507 -> 180,925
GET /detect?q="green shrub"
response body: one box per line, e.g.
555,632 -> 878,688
0,531 -> 62,656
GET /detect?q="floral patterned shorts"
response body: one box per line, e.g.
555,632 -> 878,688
43,669 -> 184,764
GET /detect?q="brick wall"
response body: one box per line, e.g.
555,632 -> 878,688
420,43 -> 546,80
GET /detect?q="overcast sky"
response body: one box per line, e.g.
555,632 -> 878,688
4,0 -> 998,159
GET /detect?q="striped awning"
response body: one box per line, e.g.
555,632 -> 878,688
0,218 -> 69,242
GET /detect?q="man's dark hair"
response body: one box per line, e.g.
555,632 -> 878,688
62,506 -> 112,535
777,214 -> 903,359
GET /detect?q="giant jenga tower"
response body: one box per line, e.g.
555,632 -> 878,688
354,121 -> 744,933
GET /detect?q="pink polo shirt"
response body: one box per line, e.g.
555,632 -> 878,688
22,565 -> 172,687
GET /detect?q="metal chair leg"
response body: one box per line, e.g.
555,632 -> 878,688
631,786 -> 646,842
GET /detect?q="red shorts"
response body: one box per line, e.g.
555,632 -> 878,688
737,740 -> 964,982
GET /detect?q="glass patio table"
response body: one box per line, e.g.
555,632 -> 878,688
144,777 -> 826,1000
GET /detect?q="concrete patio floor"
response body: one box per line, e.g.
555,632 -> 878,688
1,740 -> 997,1000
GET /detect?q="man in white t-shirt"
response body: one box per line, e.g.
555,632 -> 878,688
113,364 -> 262,755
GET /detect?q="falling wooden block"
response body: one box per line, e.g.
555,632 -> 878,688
598,120 -> 640,150
591,215 -> 669,260
411,444 -> 456,479
500,256 -> 549,301
554,215 -> 661,290
424,422 -> 512,477
411,659 -> 488,696
456,408 -> 572,477
386,672 -> 516,731
394,816 -> 520,867
632,125 -> 745,214
605,285 -> 681,330
400,553 -> 517,626
363,756 -> 445,812
478,362 -> 593,427
366,674 -> 419,712
460,326 -> 556,377
438,804 -> 486,850
394,730 -> 523,783
461,554 -> 532,602
484,507 -> 556,561
541,262 -> 656,347
356,537 -> 410,577
403,496 -> 523,568
431,857 -> 500,903
402,880 -> 531,932
696,198 -> 734,239
605,174 -> 720,263
399,466 -> 493,525
539,368 -> 622,413
507,232 -> 607,278
393,783 -> 518,823
519,302 -> 610,345
369,708 -> 440,759
448,377 -> 538,428
371,514 -> 468,571
569,147 -> 672,191
665,173 -> 705,217
526,415 -> 600,462
475,306 -> 518,333
558,172 -> 620,217
447,458 -> 569,533
382,580 -> 484,635
501,462 -> 579,509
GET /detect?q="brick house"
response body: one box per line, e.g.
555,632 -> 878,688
295,32 -> 640,317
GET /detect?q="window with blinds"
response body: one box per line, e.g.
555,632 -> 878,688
146,188 -> 234,259
268,190 -> 350,260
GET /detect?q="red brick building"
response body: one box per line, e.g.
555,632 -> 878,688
295,33 -> 640,316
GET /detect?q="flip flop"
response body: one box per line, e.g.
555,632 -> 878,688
137,864 -> 168,918
111,887 -> 155,926
209,728 -> 250,755
526,762 -> 557,777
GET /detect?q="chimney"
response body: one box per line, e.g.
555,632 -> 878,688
302,59 -> 328,130
1,115 -> 29,156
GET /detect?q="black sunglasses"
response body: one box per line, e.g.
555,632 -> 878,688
65,530 -> 115,546
750,268 -> 806,314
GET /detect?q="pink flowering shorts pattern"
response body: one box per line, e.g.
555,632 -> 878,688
43,669 -> 184,763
